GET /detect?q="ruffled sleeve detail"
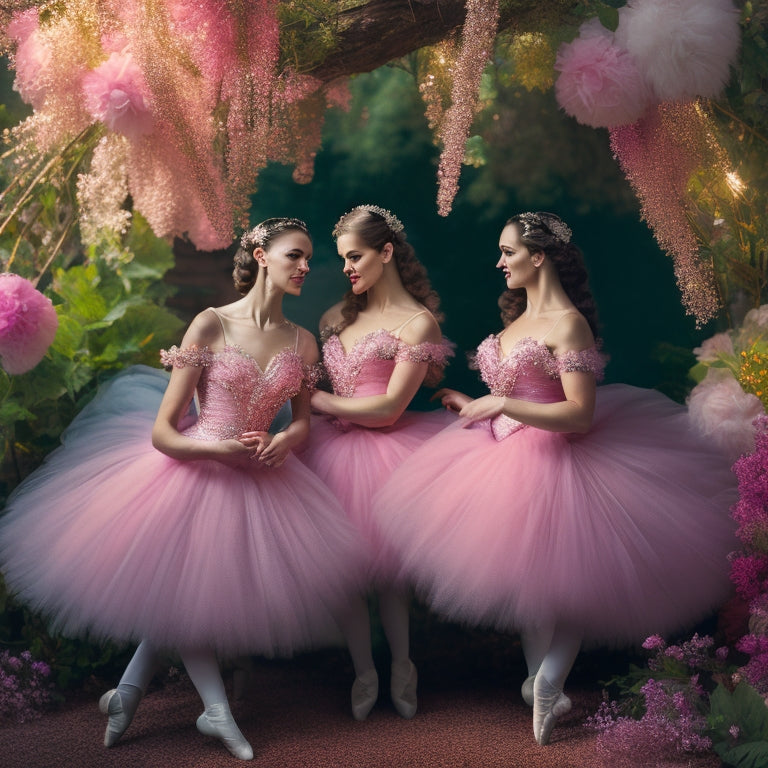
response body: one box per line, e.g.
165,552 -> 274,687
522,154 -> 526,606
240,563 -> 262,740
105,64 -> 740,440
556,346 -> 606,382
395,338 -> 455,366
160,344 -> 214,370
396,338 -> 455,387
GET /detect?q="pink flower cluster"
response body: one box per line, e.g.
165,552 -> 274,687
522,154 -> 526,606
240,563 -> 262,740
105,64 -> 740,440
586,677 -> 712,763
728,416 -> 768,694
0,650 -> 54,723
6,0 -> 337,251
0,273 -> 59,375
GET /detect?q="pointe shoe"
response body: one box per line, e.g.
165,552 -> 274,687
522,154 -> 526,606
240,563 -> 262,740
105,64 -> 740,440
521,675 -> 535,707
196,703 -> 253,761
390,659 -> 418,719
99,686 -> 141,747
532,674 -> 572,746
351,668 -> 379,721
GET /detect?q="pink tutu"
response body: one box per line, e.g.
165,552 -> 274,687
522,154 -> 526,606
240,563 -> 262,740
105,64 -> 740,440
300,408 -> 454,583
372,337 -> 738,645
0,358 -> 360,657
300,328 -> 456,584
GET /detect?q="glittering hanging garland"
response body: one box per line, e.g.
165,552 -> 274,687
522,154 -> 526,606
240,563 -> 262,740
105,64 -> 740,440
609,101 -> 724,326
435,0 -> 499,216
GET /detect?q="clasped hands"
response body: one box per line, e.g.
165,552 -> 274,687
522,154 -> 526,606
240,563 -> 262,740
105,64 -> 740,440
219,431 -> 290,468
432,389 -> 506,424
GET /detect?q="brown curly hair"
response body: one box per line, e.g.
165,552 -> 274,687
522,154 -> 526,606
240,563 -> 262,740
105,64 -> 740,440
498,212 -> 600,337
232,217 -> 310,295
328,207 -> 444,335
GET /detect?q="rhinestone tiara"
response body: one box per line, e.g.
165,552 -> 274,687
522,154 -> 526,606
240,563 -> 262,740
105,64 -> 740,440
334,204 -> 404,237
518,212 -> 572,244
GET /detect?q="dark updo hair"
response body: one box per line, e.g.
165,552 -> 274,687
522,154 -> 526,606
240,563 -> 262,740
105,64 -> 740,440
498,212 -> 599,337
329,206 -> 444,333
232,217 -> 310,294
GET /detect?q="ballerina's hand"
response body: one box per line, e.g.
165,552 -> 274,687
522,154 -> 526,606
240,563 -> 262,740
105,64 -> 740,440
253,432 -> 291,468
237,430 -> 272,462
432,388 -> 473,413
458,395 -> 506,424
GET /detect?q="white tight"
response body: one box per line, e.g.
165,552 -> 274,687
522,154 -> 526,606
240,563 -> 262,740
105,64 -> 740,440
521,622 -> 582,690
338,588 -> 411,676
118,640 -> 231,712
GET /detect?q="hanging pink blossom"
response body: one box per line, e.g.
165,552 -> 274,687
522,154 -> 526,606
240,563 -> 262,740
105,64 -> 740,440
0,274 -> 59,376
436,0 -> 500,216
555,27 -> 652,128
82,51 -> 153,140
615,0 -> 741,101
8,9 -> 51,110
687,368 -> 764,461
609,103 -> 721,324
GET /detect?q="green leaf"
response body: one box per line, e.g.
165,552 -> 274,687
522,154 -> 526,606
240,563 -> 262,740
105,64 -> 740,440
52,264 -> 107,323
716,741 -> 768,768
51,314 -> 85,357
0,400 -> 36,425
597,4 -> 620,32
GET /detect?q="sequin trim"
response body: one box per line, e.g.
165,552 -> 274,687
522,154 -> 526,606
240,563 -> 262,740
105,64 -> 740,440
323,330 -> 454,398
160,344 -> 214,369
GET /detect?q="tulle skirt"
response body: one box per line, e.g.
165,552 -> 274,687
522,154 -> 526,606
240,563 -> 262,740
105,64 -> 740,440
0,367 -> 359,657
372,384 -> 738,645
299,409 -> 456,584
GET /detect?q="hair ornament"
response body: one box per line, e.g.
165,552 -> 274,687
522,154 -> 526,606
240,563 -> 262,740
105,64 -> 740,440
518,211 -> 572,244
336,204 -> 405,237
240,224 -> 270,251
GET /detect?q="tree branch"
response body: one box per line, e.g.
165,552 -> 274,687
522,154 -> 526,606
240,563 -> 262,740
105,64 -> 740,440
310,0 -> 579,82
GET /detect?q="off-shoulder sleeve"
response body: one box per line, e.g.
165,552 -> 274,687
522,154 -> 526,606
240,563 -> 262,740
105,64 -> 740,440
394,338 -> 455,366
395,337 -> 455,387
160,344 -> 214,369
555,346 -> 606,382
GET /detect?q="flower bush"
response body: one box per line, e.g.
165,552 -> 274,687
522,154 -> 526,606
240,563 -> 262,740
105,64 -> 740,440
0,649 -> 54,723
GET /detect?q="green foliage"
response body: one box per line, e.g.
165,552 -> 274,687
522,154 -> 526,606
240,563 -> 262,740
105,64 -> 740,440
709,682 -> 768,768
0,214 -> 184,502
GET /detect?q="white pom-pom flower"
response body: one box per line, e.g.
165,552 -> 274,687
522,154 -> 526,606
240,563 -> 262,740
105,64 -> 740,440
615,0 -> 741,101
687,368 -> 764,462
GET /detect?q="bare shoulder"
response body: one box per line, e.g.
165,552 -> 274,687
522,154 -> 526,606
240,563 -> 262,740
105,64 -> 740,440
179,308 -> 225,348
318,301 -> 345,335
549,310 -> 595,354
295,325 -> 320,366
398,309 -> 442,346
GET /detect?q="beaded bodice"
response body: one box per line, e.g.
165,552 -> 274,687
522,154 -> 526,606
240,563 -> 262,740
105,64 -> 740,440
160,345 -> 312,439
474,335 -> 605,403
322,330 -> 454,398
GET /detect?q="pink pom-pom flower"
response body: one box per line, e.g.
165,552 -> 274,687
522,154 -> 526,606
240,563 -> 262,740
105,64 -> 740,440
82,52 -> 153,140
0,274 -> 59,375
615,0 -> 741,101
555,26 -> 652,128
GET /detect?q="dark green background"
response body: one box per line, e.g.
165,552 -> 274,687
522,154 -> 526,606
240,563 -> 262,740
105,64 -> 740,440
251,68 -> 709,405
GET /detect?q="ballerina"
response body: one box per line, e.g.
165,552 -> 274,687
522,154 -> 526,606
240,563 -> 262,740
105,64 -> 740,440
372,211 -> 737,745
0,218 -> 360,760
299,205 -> 454,721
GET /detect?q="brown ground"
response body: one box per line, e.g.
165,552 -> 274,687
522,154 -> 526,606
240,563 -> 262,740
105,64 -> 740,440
0,637 -> 723,768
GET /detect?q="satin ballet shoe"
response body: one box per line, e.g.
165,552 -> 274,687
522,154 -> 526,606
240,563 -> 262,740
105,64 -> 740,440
532,675 -> 572,746
521,675 -> 535,707
99,686 -> 141,747
351,668 -> 379,721
196,703 -> 253,761
390,659 -> 418,720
